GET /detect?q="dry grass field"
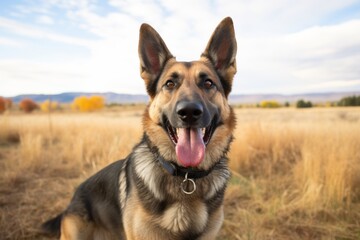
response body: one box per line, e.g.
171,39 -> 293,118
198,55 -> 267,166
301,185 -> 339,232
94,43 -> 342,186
1,106 -> 360,240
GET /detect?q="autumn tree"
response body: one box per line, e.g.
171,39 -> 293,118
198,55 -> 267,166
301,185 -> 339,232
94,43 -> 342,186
89,96 -> 105,110
260,100 -> 281,108
40,100 -> 59,112
0,97 -> 13,113
72,95 -> 105,112
19,98 -> 38,113
0,97 -> 5,113
5,98 -> 12,110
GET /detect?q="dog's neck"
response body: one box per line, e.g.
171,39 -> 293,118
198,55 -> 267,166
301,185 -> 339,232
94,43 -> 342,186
157,156 -> 214,179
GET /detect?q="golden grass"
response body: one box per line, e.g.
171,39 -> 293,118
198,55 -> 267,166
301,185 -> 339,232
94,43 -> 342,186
1,107 -> 360,239
223,108 -> 360,240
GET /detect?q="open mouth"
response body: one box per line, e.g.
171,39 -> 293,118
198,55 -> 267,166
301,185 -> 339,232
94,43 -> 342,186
164,117 -> 218,167
165,120 -> 216,146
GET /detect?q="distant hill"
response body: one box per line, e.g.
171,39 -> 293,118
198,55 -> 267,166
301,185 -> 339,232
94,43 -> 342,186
9,91 -> 360,104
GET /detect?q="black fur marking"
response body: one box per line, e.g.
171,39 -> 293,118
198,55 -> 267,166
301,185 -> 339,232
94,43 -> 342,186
65,160 -> 124,233
146,75 -> 160,98
181,231 -> 202,240
200,55 -> 232,97
131,136 -> 170,215
206,185 -> 226,215
170,71 -> 180,80
145,58 -> 175,97
142,133 -> 157,152
133,169 -> 168,215
41,213 -> 62,237
124,157 -> 132,201
183,61 -> 193,69
219,74 -> 232,97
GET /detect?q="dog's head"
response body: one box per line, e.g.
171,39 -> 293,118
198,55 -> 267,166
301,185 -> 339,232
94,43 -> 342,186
139,17 -> 237,170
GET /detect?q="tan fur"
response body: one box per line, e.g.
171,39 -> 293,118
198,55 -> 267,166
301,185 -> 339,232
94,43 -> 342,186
60,215 -> 93,240
198,207 -> 224,240
61,215 -> 122,240
123,178 -> 213,240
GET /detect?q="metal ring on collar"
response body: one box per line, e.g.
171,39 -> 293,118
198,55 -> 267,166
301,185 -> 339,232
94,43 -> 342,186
180,172 -> 196,195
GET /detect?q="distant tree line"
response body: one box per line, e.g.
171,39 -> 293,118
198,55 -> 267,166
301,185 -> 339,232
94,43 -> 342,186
258,99 -> 313,108
0,95 -> 105,114
257,96 -> 360,109
296,99 -> 313,108
2,94 -> 360,114
337,95 -> 360,106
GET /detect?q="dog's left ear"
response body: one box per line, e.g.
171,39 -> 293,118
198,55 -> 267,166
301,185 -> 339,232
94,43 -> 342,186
202,17 -> 237,97
139,24 -> 174,97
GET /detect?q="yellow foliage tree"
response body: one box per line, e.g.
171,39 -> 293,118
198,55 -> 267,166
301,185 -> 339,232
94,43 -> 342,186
72,95 -> 105,112
260,100 -> 281,108
40,100 -> 58,112
89,96 -> 105,110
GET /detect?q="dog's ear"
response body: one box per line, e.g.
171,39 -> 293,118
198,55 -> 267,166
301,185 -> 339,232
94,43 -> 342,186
139,24 -> 174,97
202,17 -> 237,97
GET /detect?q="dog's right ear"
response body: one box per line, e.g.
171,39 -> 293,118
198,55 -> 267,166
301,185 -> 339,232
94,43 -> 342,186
139,24 -> 174,97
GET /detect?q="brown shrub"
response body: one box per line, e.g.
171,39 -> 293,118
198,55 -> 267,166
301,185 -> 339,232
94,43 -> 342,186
0,97 -> 5,113
19,98 -> 38,113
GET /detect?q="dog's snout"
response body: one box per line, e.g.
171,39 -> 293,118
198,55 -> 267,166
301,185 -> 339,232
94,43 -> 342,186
176,101 -> 203,124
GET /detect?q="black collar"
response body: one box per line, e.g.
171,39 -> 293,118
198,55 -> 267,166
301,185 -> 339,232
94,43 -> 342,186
158,156 -> 213,179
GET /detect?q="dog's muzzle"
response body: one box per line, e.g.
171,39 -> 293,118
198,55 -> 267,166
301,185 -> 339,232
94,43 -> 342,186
163,100 -> 218,168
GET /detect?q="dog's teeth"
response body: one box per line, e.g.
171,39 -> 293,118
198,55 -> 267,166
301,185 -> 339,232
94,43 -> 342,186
201,128 -> 206,137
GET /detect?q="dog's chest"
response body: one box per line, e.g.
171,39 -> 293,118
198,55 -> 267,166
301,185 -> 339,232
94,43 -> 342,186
158,200 -> 208,233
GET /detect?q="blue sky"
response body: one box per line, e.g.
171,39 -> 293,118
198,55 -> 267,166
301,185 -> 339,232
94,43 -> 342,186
1,0 -> 360,97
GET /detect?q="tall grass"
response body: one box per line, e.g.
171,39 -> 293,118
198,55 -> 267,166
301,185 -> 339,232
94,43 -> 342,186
1,107 -> 360,239
0,110 -> 142,239
225,108 -> 360,239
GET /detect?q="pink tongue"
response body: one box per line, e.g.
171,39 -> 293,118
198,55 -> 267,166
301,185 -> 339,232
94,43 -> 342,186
175,128 -> 205,167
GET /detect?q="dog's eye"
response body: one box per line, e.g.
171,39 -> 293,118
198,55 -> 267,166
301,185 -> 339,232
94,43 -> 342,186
204,79 -> 215,89
165,80 -> 176,89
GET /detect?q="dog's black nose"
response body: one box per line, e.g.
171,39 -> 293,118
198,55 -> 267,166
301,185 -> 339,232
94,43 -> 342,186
176,101 -> 203,124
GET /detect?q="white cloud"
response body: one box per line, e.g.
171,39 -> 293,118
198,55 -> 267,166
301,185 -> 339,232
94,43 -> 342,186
235,19 -> 360,93
217,0 -> 358,35
0,0 -> 360,96
0,59 -> 86,96
0,37 -> 23,47
36,15 -> 55,25
0,16 -> 94,47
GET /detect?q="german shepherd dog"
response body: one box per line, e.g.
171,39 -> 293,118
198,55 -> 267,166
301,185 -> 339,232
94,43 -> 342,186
42,17 -> 237,240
